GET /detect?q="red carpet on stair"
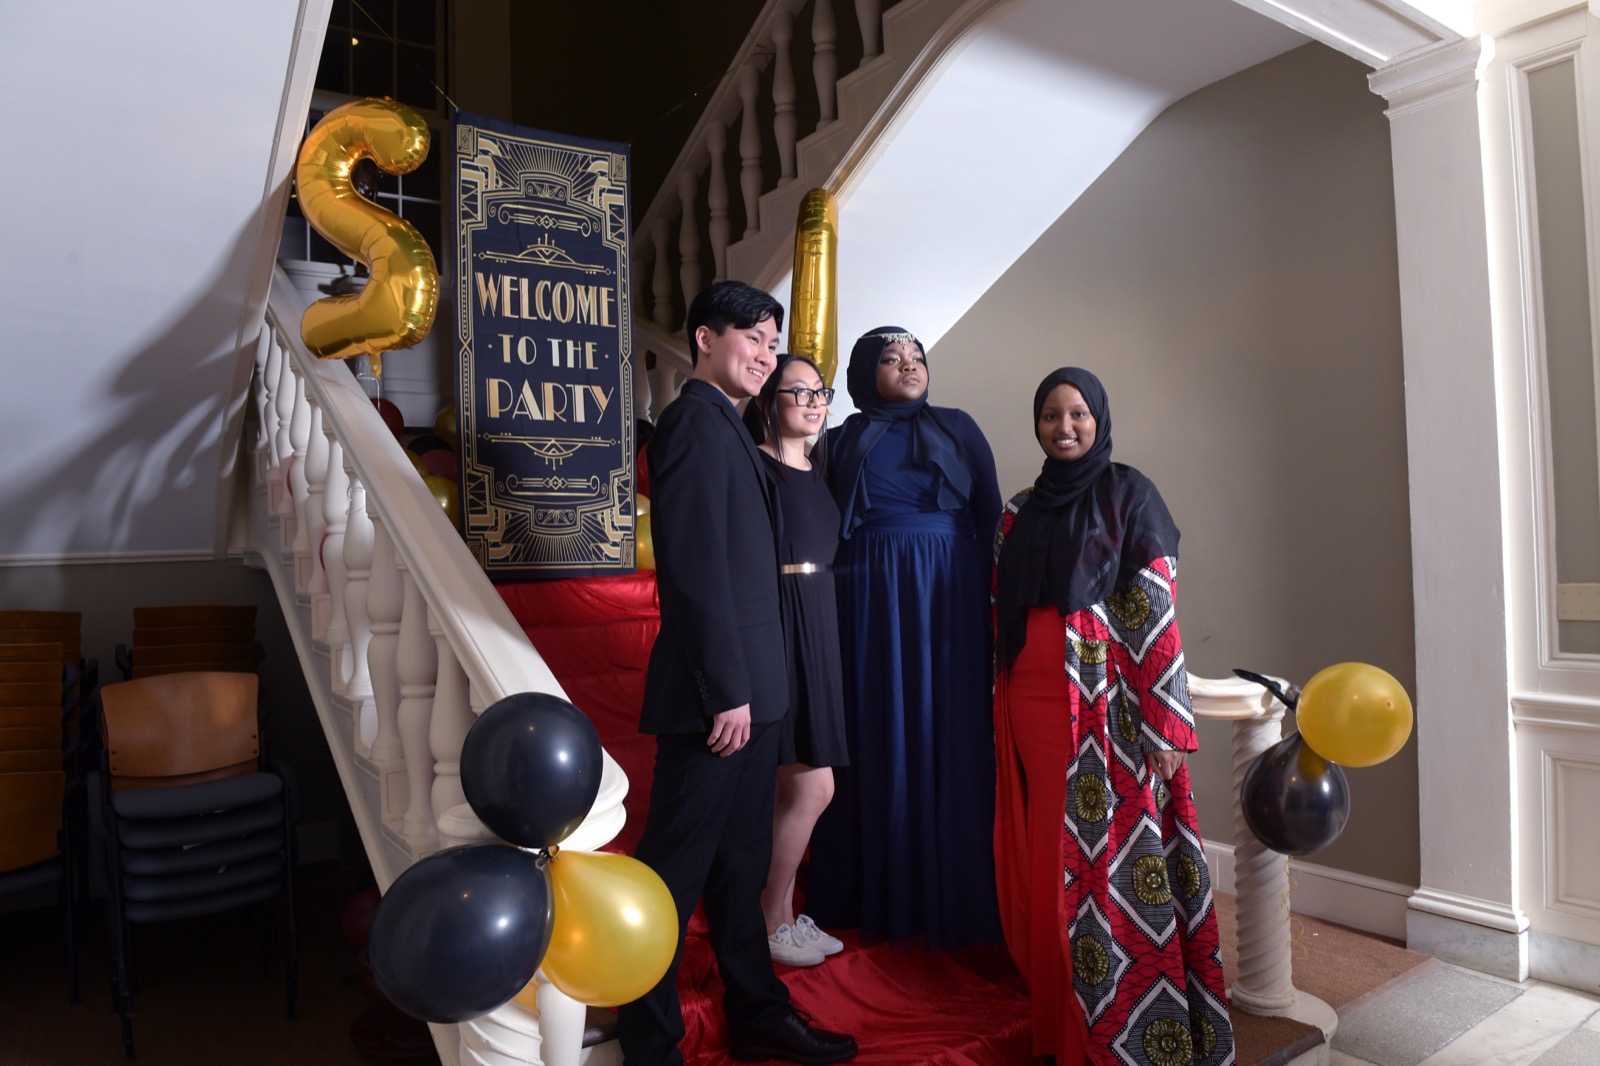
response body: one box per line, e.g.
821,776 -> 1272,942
501,575 -> 1035,1064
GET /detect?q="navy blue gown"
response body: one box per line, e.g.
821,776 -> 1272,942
807,415 -> 1004,949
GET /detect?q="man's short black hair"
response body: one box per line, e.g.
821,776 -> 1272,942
684,280 -> 785,364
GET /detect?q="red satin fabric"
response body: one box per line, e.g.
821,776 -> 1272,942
501,574 -> 1034,1063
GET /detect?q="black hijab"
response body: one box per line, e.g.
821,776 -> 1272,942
829,327 -> 972,536
995,367 -> 1181,672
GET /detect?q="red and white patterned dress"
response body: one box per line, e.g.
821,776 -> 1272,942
994,490 -> 1234,1066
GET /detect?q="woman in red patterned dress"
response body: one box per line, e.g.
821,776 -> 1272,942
992,367 -> 1234,1066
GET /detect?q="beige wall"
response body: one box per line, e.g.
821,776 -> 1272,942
933,44 -> 1419,885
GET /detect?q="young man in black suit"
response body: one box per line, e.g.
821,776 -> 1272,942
618,281 -> 858,1066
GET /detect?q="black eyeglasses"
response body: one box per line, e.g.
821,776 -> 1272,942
774,386 -> 835,406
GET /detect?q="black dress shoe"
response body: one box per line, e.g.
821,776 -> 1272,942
727,1009 -> 858,1064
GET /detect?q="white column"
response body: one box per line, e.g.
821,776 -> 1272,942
272,341 -> 297,512
813,0 -> 839,125
1370,38 -> 1529,979
707,125 -> 731,281
857,0 -> 881,59
677,171 -> 702,305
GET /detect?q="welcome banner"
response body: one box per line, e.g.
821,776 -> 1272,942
453,111 -> 635,580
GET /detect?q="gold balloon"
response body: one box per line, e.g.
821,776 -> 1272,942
434,404 -> 458,447
422,474 -> 460,527
1296,662 -> 1414,768
635,510 -> 655,571
788,189 -> 839,387
296,98 -> 439,376
539,850 -> 677,1007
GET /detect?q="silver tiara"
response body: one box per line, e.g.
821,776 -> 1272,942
868,331 -> 919,347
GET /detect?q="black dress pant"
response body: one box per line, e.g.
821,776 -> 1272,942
617,720 -> 791,1065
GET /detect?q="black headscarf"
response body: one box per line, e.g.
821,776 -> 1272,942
995,367 -> 1181,672
829,327 -> 972,536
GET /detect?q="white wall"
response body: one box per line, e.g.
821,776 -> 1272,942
935,43 -> 1420,885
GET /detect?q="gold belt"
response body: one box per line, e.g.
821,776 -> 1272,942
780,562 -> 830,575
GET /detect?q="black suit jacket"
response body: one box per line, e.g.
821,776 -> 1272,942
640,379 -> 788,734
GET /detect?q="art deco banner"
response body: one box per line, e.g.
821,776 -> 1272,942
453,111 -> 634,580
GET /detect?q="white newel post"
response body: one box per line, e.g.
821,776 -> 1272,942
1191,677 -> 1337,1038
397,566 -> 440,846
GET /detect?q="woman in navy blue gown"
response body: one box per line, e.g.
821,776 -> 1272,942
806,326 -> 1004,950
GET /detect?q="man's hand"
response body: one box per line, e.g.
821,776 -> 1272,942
1148,749 -> 1188,781
708,704 -> 752,756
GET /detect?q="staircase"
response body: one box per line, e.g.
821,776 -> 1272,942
232,1 -> 1393,1062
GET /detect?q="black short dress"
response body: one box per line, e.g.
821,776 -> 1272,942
763,453 -> 849,768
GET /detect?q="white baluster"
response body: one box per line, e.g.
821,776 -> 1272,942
397,567 -> 439,845
252,330 -> 273,456
707,125 -> 731,281
813,0 -> 838,125
367,515 -> 404,767
429,636 -> 474,831
273,345 -> 297,514
773,9 -> 797,184
1229,703 -> 1298,1012
342,469 -> 376,708
319,437 -> 350,645
286,376 -> 311,553
857,0 -> 881,58
739,61 -> 764,237
300,403 -> 329,597
677,171 -> 702,305
651,216 -> 674,330
260,333 -> 283,483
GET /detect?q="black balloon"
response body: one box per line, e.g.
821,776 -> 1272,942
1240,732 -> 1351,855
368,844 -> 553,1023
461,692 -> 604,849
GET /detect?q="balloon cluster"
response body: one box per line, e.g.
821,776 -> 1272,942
367,692 -> 677,1023
1235,664 -> 1413,856
371,400 -> 463,526
635,494 -> 655,571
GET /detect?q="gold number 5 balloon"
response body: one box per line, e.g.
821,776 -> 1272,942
295,98 -> 439,376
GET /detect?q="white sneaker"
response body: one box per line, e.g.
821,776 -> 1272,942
768,923 -> 825,967
793,914 -> 844,957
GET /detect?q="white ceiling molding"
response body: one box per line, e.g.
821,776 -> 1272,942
1227,0 -> 1465,66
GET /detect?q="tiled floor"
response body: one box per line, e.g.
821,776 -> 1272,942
1328,962 -> 1600,1066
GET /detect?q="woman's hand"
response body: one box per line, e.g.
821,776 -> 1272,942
1148,749 -> 1188,781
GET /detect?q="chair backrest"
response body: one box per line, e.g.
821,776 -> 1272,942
98,672 -> 260,790
0,750 -> 61,772
0,643 -> 65,665
131,625 -> 256,648
132,605 -> 256,631
0,662 -> 62,684
0,610 -> 80,632
0,770 -> 64,873
128,644 -> 258,678
0,681 -> 65,706
0,724 -> 61,751
0,630 -> 80,662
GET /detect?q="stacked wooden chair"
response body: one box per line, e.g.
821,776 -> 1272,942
89,669 -> 298,1058
0,609 -> 94,1006
115,604 -> 260,680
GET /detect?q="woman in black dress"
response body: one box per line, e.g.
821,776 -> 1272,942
745,354 -> 850,967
